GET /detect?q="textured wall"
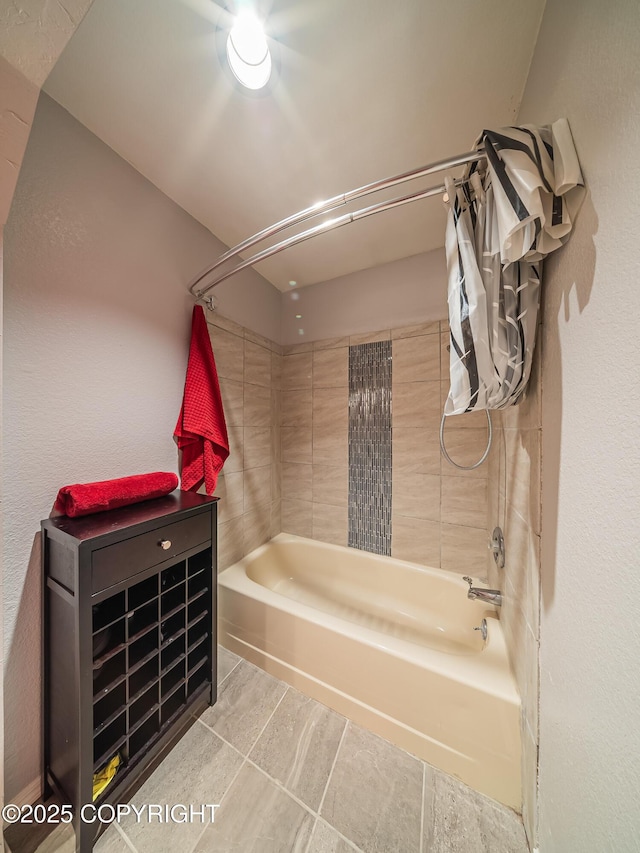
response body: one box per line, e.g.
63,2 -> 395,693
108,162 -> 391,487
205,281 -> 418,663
2,95 -> 277,800
280,249 -> 447,345
1,0 -> 96,810
517,0 -> 640,850
0,0 -> 95,89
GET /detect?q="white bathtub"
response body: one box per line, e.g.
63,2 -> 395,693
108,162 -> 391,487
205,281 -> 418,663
218,533 -> 521,809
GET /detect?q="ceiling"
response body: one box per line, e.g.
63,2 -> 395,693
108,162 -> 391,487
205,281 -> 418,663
43,0 -> 546,291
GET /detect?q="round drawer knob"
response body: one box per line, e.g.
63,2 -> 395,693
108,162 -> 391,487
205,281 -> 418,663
159,539 -> 172,550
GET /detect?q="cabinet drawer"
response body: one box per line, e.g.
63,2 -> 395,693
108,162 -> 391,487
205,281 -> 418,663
92,512 -> 211,593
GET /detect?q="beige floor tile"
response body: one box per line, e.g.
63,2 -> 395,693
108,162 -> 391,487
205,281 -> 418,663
193,763 -> 314,853
321,723 -> 423,852
250,688 -> 346,811
306,820 -> 358,852
423,769 -> 528,852
94,827 -> 131,852
522,724 -> 538,850
117,723 -> 243,853
217,645 -> 241,686
199,660 -> 287,755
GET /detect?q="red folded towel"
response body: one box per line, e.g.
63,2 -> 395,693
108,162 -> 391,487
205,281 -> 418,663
174,305 -> 229,494
53,472 -> 179,518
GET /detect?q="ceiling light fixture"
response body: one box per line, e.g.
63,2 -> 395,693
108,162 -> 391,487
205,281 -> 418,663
226,11 -> 272,91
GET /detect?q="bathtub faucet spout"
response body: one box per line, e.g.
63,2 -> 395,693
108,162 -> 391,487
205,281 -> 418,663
462,577 -> 502,607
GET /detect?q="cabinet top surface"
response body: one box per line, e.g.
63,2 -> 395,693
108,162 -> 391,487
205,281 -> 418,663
41,490 -> 218,543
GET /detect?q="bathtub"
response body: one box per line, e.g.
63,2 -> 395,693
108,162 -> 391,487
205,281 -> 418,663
218,533 -> 521,809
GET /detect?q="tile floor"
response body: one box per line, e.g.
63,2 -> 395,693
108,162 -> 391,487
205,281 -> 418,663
7,647 -> 528,853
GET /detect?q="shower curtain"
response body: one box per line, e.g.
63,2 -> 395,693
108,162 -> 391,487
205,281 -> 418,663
444,118 -> 585,414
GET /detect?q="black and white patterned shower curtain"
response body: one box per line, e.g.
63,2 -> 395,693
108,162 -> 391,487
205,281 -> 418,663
444,119 -> 585,414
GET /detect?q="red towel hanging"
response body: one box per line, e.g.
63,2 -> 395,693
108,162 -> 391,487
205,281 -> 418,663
174,306 -> 229,494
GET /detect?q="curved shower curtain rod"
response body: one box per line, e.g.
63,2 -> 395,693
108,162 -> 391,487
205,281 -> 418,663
189,148 -> 486,302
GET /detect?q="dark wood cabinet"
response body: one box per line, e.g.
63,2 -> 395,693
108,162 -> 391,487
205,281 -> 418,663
42,491 -> 218,852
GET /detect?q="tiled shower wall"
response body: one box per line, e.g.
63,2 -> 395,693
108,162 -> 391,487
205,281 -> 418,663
487,331 -> 542,847
209,310 -> 539,835
206,312 -> 282,571
348,341 -> 392,555
280,321 -> 495,572
280,335 -> 349,544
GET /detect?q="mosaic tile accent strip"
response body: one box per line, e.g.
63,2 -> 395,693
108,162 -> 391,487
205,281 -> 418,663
348,340 -> 392,554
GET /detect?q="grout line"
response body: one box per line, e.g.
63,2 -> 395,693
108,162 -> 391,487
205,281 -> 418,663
305,817 -> 364,853
197,683 -> 288,762
187,757 -> 249,853
216,656 -> 241,689
217,754 -> 248,808
301,819 -> 318,853
244,760 -> 363,853
245,684 -> 289,757
199,713 -> 363,853
316,718 -> 349,818
111,821 -> 140,853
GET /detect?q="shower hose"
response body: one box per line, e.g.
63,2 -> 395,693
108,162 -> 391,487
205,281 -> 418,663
439,409 -> 493,470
